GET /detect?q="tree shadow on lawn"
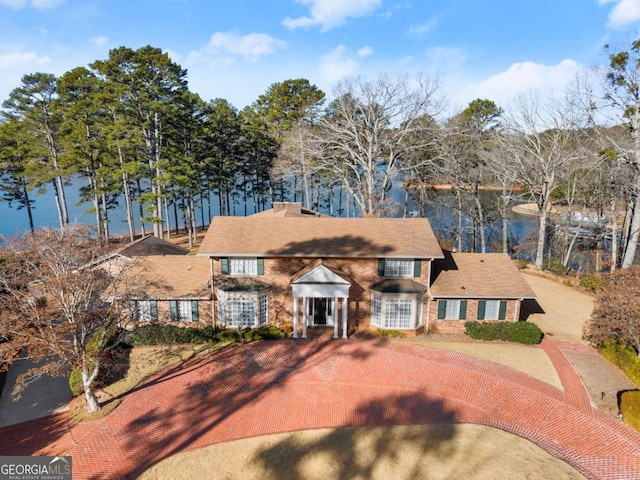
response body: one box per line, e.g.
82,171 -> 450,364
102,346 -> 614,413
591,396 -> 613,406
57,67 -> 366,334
254,393 -> 459,480
90,340 -> 462,479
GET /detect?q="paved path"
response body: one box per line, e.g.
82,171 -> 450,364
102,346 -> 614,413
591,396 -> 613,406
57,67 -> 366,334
1,339 -> 639,480
0,352 -> 72,427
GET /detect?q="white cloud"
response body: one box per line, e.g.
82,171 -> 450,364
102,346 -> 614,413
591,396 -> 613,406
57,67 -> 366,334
200,31 -> 287,63
89,36 -> 108,46
318,45 -> 361,82
283,0 -> 381,32
456,59 -> 581,107
357,46 -> 373,58
599,0 -> 640,28
0,0 -> 27,7
425,46 -> 467,71
0,51 -> 51,69
0,0 -> 64,7
408,17 -> 439,37
0,51 -> 52,103
30,0 -> 64,7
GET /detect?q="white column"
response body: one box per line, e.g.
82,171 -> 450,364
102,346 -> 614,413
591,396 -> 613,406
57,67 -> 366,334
333,297 -> 339,339
302,297 -> 308,339
342,297 -> 348,339
293,297 -> 299,339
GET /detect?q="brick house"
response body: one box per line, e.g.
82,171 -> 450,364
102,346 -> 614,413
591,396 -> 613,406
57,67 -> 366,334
195,202 -> 535,337
127,255 -> 212,324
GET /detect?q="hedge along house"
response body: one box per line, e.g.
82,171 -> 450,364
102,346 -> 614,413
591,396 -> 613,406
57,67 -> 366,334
197,202 -> 445,337
429,251 -> 536,334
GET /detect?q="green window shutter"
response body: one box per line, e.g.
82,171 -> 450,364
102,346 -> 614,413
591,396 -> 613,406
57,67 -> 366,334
378,258 -> 385,276
151,300 -> 158,322
191,300 -> 199,322
459,300 -> 467,320
169,300 -> 178,321
221,258 -> 229,275
129,301 -> 137,320
499,300 -> 507,320
257,258 -> 264,275
437,300 -> 446,319
413,259 -> 421,277
477,300 -> 486,320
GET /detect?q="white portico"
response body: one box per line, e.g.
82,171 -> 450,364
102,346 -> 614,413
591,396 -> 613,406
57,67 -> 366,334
290,262 -> 351,339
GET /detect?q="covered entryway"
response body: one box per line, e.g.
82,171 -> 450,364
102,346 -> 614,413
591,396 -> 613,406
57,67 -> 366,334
290,262 -> 351,339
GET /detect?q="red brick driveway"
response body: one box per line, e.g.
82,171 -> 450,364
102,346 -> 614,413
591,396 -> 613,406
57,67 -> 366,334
2,338 -> 640,479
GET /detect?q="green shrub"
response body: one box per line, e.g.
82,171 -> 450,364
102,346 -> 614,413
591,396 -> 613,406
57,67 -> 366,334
464,321 -> 543,345
124,324 -> 212,346
69,368 -> 84,396
599,341 -> 640,386
563,279 -> 573,287
514,259 -> 529,270
542,257 -> 569,275
620,390 -> 640,432
579,273 -> 600,292
123,324 -> 286,346
376,329 -> 407,338
242,325 -> 287,341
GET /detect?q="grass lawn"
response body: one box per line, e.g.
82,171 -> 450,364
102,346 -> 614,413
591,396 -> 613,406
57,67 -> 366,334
71,342 -> 230,422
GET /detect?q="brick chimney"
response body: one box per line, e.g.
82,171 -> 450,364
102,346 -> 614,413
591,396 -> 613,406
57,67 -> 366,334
272,202 -> 302,214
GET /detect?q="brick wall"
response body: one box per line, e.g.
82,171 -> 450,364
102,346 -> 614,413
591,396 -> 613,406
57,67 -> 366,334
154,299 -> 212,326
212,257 -> 433,333
427,298 -> 521,334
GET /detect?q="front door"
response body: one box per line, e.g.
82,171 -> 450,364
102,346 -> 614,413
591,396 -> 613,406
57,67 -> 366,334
313,298 -> 327,325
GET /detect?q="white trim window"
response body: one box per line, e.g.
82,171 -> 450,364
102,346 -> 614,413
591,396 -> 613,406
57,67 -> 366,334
445,300 -> 460,319
227,297 -> 256,327
372,295 -> 382,326
371,294 -> 420,330
130,300 -> 158,322
437,299 -> 467,320
230,258 -> 258,275
484,300 -> 500,320
384,259 -> 414,277
178,301 -> 192,321
259,294 -> 269,325
385,298 -> 412,329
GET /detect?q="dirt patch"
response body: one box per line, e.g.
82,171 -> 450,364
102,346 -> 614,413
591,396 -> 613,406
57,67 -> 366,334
140,424 -> 586,480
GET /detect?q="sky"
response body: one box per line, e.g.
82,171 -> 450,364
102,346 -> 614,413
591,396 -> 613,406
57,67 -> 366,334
0,0 -> 639,114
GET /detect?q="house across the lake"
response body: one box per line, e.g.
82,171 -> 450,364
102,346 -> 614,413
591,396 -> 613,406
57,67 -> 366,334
124,202 -> 535,336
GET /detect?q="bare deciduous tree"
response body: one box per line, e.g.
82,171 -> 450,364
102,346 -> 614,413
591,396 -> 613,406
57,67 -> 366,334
0,226 -> 148,412
316,73 -> 443,217
499,92 -> 584,270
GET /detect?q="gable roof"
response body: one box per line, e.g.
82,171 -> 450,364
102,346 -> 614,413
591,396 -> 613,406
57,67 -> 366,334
199,216 -> 443,259
430,251 -> 536,299
291,262 -> 351,285
120,235 -> 190,257
131,255 -> 211,298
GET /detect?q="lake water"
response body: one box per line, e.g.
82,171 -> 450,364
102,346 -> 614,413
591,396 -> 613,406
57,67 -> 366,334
0,177 -> 538,253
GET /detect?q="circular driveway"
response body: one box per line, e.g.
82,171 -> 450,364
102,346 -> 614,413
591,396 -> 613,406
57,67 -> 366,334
2,339 -> 640,479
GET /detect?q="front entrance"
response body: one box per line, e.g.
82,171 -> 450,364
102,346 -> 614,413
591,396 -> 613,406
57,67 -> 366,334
314,298 -> 328,325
